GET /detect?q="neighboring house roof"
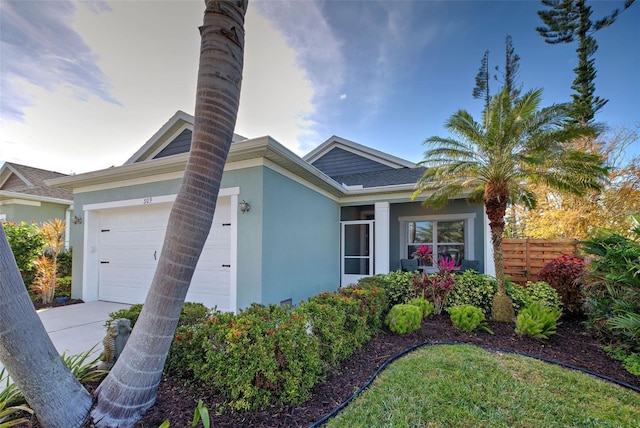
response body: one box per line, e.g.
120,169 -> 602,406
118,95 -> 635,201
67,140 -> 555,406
0,162 -> 72,203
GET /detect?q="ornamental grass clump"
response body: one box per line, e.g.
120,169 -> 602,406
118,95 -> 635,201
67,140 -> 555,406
448,305 -> 493,334
515,302 -> 562,339
385,304 -> 422,335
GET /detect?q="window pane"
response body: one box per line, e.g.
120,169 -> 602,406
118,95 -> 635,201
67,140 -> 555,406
344,258 -> 370,275
344,224 -> 370,257
437,221 -> 464,243
409,221 -> 433,243
436,244 -> 465,266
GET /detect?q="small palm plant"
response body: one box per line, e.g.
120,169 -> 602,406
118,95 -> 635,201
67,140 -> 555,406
413,87 -> 606,321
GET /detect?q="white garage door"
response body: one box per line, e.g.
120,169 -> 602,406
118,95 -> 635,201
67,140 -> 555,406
97,197 -> 232,311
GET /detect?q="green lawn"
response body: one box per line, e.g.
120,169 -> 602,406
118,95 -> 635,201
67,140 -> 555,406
326,345 -> 640,428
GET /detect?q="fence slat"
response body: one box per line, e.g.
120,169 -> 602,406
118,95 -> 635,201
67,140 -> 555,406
502,238 -> 578,284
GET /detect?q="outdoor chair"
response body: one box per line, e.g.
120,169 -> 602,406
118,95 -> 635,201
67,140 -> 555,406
458,259 -> 480,273
400,258 -> 419,272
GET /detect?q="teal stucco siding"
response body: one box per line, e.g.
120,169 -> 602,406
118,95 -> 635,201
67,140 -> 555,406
261,167 -> 340,306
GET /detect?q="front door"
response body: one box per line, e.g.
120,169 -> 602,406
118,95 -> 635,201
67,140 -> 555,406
341,220 -> 374,287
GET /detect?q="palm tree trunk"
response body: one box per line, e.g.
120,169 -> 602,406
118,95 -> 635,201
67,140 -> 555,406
91,1 -> 247,426
0,227 -> 93,427
485,186 -> 515,322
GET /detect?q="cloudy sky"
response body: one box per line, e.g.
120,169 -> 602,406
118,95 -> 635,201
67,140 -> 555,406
1,0 -> 638,174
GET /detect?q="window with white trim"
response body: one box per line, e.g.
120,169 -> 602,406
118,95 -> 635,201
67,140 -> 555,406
400,214 -> 475,270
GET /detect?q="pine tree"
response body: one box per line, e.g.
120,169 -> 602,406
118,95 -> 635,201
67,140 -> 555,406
537,0 -> 636,125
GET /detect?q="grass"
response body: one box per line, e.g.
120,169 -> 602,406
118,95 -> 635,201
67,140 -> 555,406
326,345 -> 640,428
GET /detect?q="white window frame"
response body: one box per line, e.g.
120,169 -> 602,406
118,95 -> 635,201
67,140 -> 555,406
399,213 -> 476,273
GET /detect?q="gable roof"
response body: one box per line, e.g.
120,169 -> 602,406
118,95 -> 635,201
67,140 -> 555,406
125,110 -> 247,164
0,162 -> 72,202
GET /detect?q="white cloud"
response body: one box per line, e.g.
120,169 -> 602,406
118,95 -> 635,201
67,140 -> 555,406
0,0 -> 320,172
0,0 -> 117,122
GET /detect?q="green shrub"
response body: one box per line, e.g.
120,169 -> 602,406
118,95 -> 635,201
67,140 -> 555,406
515,302 -> 562,339
581,230 -> 640,353
2,221 -> 44,285
447,272 -> 497,315
294,300 -> 352,368
167,304 -> 322,412
308,291 -> 371,350
339,283 -> 389,331
56,248 -> 73,277
448,305 -> 493,334
107,302 -> 209,330
604,346 -> 640,376
506,281 -> 561,313
55,276 -> 72,298
538,254 -> 585,315
362,271 -> 415,306
385,304 -> 422,335
407,297 -> 434,319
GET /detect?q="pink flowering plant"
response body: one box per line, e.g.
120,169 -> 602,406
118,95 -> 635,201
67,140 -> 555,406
413,256 -> 457,315
411,244 -> 433,266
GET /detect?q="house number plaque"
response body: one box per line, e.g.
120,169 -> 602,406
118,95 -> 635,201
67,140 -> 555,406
143,197 -> 153,205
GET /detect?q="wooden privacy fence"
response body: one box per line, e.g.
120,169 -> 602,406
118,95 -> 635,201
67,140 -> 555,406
502,239 -> 579,285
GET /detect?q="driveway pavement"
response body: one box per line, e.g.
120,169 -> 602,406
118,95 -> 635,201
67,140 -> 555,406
0,301 -> 130,376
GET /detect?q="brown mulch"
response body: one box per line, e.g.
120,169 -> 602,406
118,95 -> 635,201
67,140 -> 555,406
33,298 -> 84,310
132,314 -> 639,427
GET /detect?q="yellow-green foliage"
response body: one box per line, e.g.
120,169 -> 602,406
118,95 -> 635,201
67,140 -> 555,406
385,304 -> 422,335
449,305 -> 493,334
407,297 -> 435,319
515,302 -> 562,339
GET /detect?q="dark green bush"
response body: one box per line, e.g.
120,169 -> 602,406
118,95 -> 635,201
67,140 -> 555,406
56,248 -> 73,277
363,271 -> 415,306
407,297 -> 434,319
506,281 -> 561,313
3,221 -> 43,285
515,302 -> 562,339
107,302 -> 209,330
55,276 -> 72,298
581,230 -> 640,353
385,304 -> 422,335
167,304 -> 322,412
339,283 -> 389,331
448,305 -> 493,334
447,272 -> 497,315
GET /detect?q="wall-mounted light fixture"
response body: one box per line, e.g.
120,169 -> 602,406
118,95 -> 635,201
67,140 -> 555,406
239,200 -> 251,214
72,215 -> 83,225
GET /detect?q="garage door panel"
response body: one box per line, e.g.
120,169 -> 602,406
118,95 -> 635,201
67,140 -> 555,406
97,198 -> 232,310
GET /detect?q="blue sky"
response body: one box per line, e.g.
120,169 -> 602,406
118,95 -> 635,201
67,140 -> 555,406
1,0 -> 638,174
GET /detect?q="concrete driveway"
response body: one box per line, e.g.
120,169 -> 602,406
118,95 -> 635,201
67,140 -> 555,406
1,301 -> 130,376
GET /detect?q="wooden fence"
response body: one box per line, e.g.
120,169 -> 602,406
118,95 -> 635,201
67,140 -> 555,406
502,239 -> 578,284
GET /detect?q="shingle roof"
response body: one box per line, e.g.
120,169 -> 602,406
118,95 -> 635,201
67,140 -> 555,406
331,166 -> 426,188
1,163 -> 73,201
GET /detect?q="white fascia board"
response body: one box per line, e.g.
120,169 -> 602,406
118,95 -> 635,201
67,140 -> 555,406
0,191 -> 71,205
303,135 -> 416,169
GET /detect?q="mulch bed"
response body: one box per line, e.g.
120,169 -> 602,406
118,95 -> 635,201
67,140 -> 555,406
132,314 -> 639,427
33,298 -> 84,311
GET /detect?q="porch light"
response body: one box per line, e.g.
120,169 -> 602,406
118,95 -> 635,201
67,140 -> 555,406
72,215 -> 83,225
239,200 -> 250,213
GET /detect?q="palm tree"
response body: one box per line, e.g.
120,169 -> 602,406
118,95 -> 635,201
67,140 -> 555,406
0,1 -> 248,427
91,1 -> 248,426
413,87 -> 606,321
